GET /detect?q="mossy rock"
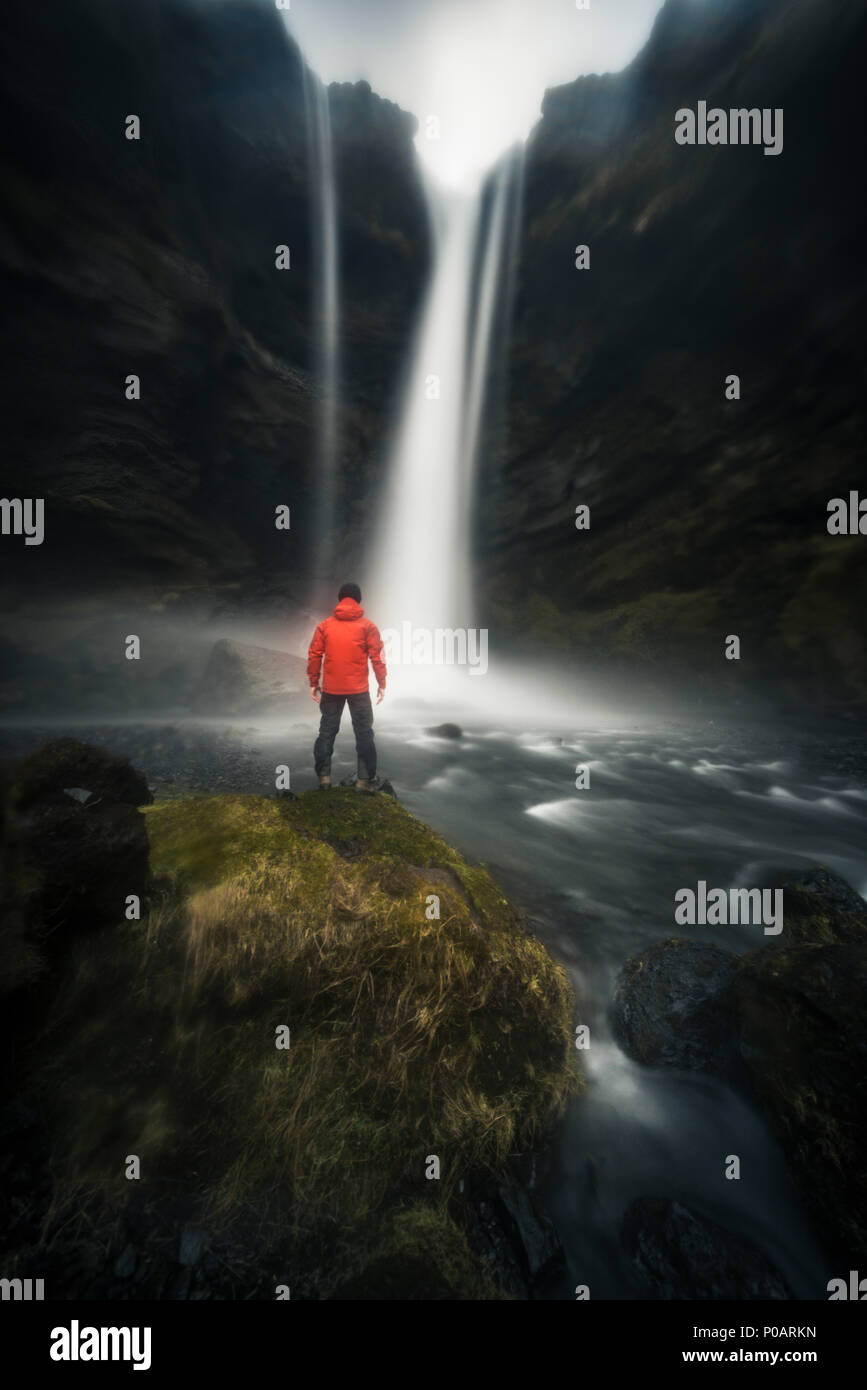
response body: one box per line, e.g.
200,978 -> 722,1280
8,737 -> 152,813
773,882 -> 867,949
19,787 -> 580,1298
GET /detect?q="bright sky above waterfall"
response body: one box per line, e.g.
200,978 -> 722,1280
283,0 -> 665,189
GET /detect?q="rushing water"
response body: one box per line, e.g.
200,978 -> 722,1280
302,68 -> 340,601
367,155 -> 522,663
5,704 -> 862,1298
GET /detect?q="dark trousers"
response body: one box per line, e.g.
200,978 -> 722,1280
314,691 -> 376,779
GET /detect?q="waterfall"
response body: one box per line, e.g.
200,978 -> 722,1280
367,154 -> 523,699
302,69 -> 340,603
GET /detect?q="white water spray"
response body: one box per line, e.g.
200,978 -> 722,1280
367,156 -> 522,701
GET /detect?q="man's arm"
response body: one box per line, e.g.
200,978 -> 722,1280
366,622 -> 387,700
307,623 -> 325,700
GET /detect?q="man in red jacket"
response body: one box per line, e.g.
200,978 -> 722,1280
307,582 -> 387,792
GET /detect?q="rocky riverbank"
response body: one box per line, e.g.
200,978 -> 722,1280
0,738 -> 579,1299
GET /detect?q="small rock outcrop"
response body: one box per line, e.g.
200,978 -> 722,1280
621,1198 -> 792,1300
191,639 -> 308,716
609,939 -> 741,1079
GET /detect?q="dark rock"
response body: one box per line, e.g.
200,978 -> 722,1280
621,1198 -> 792,1300
610,938 -> 741,1078
426,724 -> 463,739
778,865 -> 867,915
20,800 -> 150,937
478,0 -> 867,706
3,740 -> 152,948
0,0 -> 428,624
459,1167 -> 567,1299
496,1182 -> 564,1287
9,738 -> 152,812
733,941 -> 867,1260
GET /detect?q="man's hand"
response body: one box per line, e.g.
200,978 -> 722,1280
311,686 -> 321,704
376,687 -> 385,705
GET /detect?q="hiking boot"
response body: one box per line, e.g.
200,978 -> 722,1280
318,775 -> 331,791
354,777 -> 375,795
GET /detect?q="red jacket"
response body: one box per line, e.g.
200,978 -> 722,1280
307,597 -> 387,695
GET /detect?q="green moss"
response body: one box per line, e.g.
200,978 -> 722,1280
25,789 -> 580,1298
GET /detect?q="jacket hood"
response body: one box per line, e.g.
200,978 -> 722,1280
333,597 -> 364,621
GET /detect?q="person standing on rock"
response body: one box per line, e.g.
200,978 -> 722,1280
307,583 -> 387,793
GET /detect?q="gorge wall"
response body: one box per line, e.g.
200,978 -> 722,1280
478,0 -> 867,708
1,0 -> 864,712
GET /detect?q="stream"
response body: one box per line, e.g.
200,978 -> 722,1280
3,704 -> 864,1299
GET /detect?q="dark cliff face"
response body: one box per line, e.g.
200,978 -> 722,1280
479,0 -> 867,707
0,0 -> 428,614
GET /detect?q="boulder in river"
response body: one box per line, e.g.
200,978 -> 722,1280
753,865 -> 867,948
609,938 -> 741,1080
610,868 -> 867,1262
734,939 -> 867,1261
621,1198 -> 792,1300
191,639 -> 308,716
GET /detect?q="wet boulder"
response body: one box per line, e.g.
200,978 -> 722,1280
734,940 -> 867,1260
609,939 -> 741,1080
191,639 -> 307,716
778,865 -> 867,916
751,865 -> 867,948
621,1198 -> 792,1300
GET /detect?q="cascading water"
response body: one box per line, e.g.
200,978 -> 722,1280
302,68 -> 340,604
367,154 -> 523,700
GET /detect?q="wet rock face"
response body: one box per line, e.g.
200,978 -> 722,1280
609,938 -> 741,1079
479,0 -> 867,703
621,1198 -> 792,1300
0,0 -> 429,612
